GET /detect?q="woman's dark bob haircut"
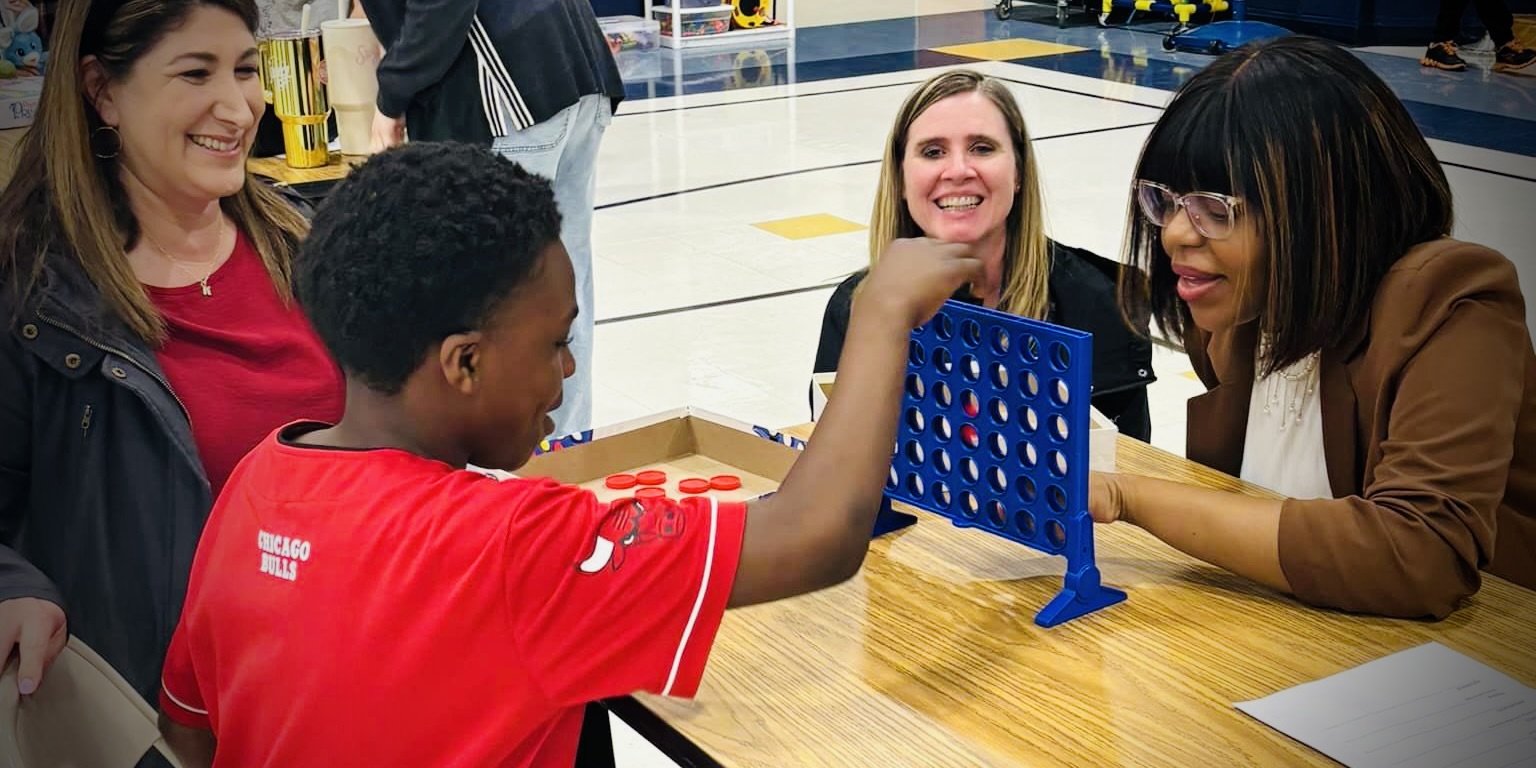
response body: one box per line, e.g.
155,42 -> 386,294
1119,35 -> 1453,376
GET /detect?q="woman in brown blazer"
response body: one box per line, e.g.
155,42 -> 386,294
1096,35 -> 1534,620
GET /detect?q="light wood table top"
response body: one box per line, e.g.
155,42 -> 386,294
0,127 -> 354,189
246,154 -> 358,186
618,430 -> 1536,767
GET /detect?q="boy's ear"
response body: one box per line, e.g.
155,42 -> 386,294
438,332 -> 482,395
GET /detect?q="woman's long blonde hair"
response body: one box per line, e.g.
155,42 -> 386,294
867,69 -> 1051,318
0,0 -> 309,343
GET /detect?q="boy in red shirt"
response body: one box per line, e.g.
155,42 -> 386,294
156,141 -> 979,767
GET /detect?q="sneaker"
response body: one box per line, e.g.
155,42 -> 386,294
1421,41 -> 1468,71
1493,41 -> 1536,73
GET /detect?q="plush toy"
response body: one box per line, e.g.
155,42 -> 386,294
732,0 -> 771,29
0,0 -> 46,75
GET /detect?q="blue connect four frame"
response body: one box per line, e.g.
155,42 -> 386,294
887,300 -> 1126,627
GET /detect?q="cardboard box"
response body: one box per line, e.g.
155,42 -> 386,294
508,407 -> 804,504
808,373 -> 1118,472
1086,406 -> 1118,472
0,76 -> 42,130
810,371 -> 835,422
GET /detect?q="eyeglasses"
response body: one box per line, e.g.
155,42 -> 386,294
1133,180 -> 1243,240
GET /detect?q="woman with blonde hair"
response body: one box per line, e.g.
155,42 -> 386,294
0,0 -> 343,711
814,69 -> 1155,440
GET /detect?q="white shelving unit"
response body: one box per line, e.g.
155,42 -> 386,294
644,0 -> 795,49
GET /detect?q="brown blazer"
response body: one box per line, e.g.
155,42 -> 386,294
1185,239 -> 1535,620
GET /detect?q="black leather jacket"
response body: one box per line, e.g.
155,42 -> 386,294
813,240 -> 1157,441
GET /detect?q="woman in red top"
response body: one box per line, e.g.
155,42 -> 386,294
0,0 -> 343,718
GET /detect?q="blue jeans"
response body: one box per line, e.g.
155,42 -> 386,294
492,94 -> 611,438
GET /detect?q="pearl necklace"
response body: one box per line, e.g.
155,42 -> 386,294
1259,351 -> 1319,431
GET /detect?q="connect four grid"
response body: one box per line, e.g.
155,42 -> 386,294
886,300 -> 1126,627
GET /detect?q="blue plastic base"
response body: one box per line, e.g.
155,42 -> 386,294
1166,20 -> 1291,55
1034,565 -> 1127,627
872,496 -> 918,538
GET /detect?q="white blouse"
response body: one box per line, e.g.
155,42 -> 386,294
1239,352 -> 1334,500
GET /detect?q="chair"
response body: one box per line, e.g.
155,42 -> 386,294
0,636 -> 184,768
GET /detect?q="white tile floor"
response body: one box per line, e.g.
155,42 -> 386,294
799,0 -> 995,28
588,60 -> 1535,767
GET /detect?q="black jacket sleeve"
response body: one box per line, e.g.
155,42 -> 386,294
370,0 -> 479,119
809,272 -> 864,417
1090,386 -> 1151,443
0,322 -> 65,609
813,273 -> 863,375
1046,242 -> 1156,443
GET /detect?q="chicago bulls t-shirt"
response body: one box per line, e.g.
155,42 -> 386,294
160,421 -> 746,767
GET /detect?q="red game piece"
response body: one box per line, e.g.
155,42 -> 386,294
635,487 -> 667,501
605,473 -> 637,490
678,478 -> 711,494
635,470 -> 667,486
709,474 -> 741,491
960,423 -> 980,448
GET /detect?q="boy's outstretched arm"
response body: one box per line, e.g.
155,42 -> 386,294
159,711 -> 216,768
729,238 -> 981,608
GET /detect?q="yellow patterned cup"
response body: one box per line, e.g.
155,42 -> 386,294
258,31 -> 330,169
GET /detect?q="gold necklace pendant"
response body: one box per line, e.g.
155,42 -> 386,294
145,216 -> 225,297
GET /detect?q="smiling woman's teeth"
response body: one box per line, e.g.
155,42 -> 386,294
938,196 -> 981,210
190,136 -> 236,152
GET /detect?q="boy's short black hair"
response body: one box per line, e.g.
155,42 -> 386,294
296,142 -> 563,395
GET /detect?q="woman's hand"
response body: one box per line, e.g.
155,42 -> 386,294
1086,473 -> 1291,594
0,597 -> 67,695
1089,471 -> 1128,524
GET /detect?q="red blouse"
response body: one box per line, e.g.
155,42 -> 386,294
146,228 -> 344,498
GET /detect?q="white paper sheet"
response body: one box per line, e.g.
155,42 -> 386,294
1236,642 -> 1536,768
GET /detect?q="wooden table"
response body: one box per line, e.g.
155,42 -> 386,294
613,431 -> 1536,767
246,154 -> 357,187
0,126 -> 353,190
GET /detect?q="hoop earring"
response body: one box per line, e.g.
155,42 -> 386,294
92,125 -> 121,160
